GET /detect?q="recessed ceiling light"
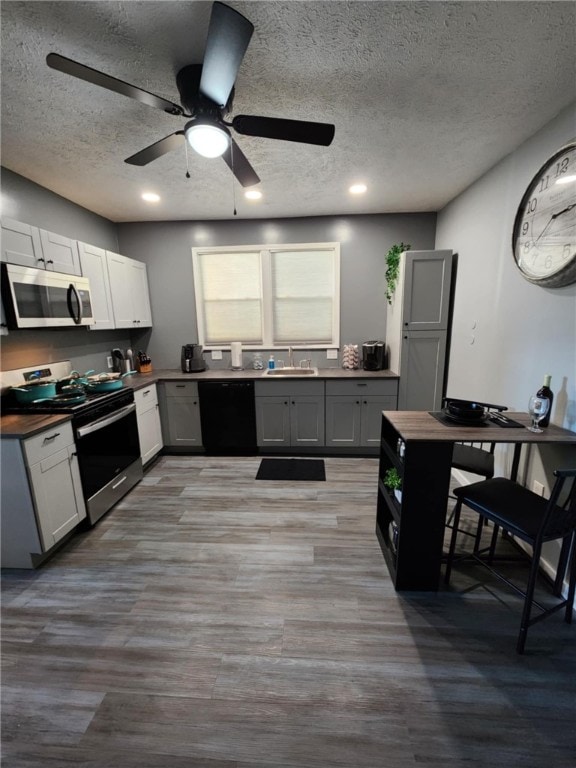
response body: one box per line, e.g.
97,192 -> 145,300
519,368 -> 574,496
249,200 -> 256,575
349,183 -> 367,195
245,189 -> 262,200
142,192 -> 160,203
556,174 -> 576,185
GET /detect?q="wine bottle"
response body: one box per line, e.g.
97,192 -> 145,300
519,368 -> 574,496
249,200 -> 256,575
536,374 -> 553,427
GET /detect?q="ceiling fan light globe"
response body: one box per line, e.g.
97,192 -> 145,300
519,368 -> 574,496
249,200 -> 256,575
186,123 -> 230,158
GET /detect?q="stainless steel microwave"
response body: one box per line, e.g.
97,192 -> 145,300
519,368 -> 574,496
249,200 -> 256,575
1,263 -> 94,328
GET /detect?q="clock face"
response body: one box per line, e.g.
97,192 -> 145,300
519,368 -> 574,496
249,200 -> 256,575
512,141 -> 576,288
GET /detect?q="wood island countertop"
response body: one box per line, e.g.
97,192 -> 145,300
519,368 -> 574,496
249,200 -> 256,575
382,410 -> 576,445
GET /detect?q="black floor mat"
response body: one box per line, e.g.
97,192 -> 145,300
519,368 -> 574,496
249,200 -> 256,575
255,458 -> 326,481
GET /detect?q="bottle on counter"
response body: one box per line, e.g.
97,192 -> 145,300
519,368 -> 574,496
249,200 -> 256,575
536,374 -> 554,427
268,355 -> 275,370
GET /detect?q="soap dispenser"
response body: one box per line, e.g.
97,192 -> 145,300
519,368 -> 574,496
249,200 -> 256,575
268,355 -> 275,370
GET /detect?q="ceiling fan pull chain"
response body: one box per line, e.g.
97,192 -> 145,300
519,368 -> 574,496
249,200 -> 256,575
185,141 -> 191,179
231,140 -> 237,216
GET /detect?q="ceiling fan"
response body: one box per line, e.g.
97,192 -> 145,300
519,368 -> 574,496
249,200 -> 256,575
46,2 -> 335,188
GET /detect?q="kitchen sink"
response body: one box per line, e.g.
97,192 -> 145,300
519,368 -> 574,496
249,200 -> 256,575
263,367 -> 318,376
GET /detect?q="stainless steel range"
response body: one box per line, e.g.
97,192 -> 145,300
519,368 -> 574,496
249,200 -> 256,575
2,362 -> 143,525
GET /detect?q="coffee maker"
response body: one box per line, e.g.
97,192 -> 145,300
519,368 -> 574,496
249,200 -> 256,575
362,340 -> 386,370
181,344 -> 206,373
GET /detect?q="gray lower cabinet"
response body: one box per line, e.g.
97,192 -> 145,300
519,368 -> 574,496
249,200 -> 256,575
1,421 -> 87,568
255,380 -> 325,448
158,381 -> 203,448
325,380 -> 398,447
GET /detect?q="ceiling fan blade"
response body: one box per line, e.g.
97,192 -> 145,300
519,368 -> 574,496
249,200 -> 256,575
47,53 -> 183,115
199,2 -> 254,108
233,115 -> 335,146
125,132 -> 185,166
222,139 -> 260,187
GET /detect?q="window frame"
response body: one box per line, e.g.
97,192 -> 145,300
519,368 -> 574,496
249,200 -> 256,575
192,242 -> 340,350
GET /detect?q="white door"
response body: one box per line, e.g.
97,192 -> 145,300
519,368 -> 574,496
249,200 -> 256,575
1,218 -> 43,268
78,242 -> 115,330
39,229 -> 81,275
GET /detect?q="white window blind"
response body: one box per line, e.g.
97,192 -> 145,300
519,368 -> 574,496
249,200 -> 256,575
271,250 -> 335,343
195,251 -> 263,344
192,243 -> 340,348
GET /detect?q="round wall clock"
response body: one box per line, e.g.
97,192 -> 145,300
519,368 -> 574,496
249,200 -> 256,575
512,140 -> 576,288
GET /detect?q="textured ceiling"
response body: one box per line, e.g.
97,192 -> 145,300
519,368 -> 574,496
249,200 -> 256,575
1,1 -> 575,222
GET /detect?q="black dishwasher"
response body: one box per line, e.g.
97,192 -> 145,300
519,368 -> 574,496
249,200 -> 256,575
198,380 -> 257,454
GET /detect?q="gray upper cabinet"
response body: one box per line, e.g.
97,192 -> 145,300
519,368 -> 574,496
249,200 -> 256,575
396,249 -> 453,331
387,249 -> 453,411
1,218 -> 81,275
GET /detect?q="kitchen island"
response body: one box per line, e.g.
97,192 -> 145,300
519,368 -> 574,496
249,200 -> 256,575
376,410 -> 576,591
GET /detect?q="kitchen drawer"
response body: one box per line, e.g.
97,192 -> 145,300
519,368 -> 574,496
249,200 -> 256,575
23,421 -> 74,466
255,380 -> 324,397
135,384 -> 158,413
325,379 -> 398,397
163,381 -> 199,397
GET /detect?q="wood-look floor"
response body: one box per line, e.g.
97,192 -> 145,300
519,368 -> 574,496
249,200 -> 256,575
2,455 -> 575,767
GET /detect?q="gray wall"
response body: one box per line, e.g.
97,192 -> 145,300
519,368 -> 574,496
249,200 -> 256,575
1,168 -> 119,251
117,214 -> 437,369
435,102 -> 576,586
436,102 -> 576,431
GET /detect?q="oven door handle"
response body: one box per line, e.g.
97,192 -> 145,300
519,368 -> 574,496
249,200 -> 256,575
76,403 -> 136,438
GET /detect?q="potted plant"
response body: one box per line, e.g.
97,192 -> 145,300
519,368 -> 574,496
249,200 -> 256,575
383,467 -> 403,502
385,242 -> 411,305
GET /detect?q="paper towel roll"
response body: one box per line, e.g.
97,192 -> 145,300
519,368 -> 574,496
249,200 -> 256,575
231,342 -> 243,369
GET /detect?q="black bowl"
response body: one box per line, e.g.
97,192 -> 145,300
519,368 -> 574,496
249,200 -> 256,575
446,400 -> 486,420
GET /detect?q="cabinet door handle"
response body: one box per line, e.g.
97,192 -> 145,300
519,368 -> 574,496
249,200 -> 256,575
42,432 -> 60,443
46,259 -> 54,265
356,400 -> 360,405
176,384 -> 185,388
37,257 -> 45,263
143,389 -> 151,395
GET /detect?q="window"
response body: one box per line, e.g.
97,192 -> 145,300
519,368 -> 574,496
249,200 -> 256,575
192,242 -> 340,349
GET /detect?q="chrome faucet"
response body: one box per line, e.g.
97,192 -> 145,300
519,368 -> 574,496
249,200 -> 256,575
288,346 -> 294,367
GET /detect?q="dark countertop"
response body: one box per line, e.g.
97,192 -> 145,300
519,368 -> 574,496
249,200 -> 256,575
1,367 -> 399,437
125,367 -> 400,390
1,412 -> 73,440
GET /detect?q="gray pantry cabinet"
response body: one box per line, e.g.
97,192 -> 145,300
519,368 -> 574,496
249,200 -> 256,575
255,380 -> 325,448
134,384 -> 163,465
386,249 -> 453,411
1,421 -> 87,568
158,381 -> 203,449
1,216 -> 81,275
325,379 -> 398,447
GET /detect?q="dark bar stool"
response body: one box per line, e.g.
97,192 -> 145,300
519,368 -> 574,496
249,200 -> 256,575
444,468 -> 576,653
446,442 -> 496,543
